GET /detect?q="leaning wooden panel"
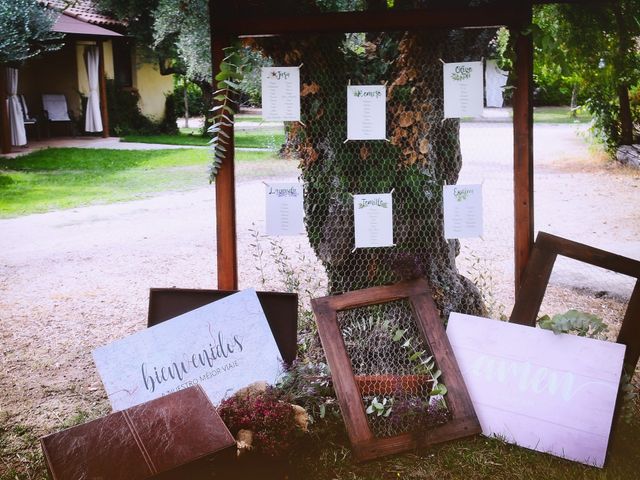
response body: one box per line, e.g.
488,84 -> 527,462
510,231 -> 640,370
311,278 -> 481,462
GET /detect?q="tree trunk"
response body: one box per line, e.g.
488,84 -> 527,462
249,2 -> 493,318
570,84 -> 578,118
183,77 -> 190,129
613,1 -> 634,145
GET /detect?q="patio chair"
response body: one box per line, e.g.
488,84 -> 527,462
42,94 -> 75,137
19,95 -> 40,140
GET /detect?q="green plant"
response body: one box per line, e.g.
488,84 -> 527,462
366,396 -> 393,417
391,327 -> 447,398
208,46 -> 246,181
537,309 -> 608,338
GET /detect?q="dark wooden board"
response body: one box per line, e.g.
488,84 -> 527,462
510,231 -> 640,370
148,288 -> 298,365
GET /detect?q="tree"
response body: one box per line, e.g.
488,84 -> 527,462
240,0 -> 497,318
0,0 -> 64,65
533,1 -> 640,150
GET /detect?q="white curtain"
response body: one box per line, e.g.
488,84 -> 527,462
485,60 -> 508,108
84,46 -> 103,132
6,68 -> 27,146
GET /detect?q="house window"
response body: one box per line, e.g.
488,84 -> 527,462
113,39 -> 133,88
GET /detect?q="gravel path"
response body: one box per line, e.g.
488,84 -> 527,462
1,123 -> 638,459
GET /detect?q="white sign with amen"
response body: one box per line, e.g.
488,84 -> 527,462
93,289 -> 282,411
261,67 -> 301,122
446,313 -> 625,467
443,61 -> 484,118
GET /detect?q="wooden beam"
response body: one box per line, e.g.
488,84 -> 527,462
210,1 -> 238,290
215,4 -> 527,36
512,4 -> 535,294
98,41 -> 110,138
0,67 -> 11,154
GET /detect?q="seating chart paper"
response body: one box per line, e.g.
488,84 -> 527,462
354,193 -> 394,248
265,182 -> 305,236
261,67 -> 301,122
443,61 -> 484,118
347,85 -> 386,140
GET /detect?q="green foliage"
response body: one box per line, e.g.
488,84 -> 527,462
208,46 -> 247,181
533,1 -> 640,149
0,0 -> 64,64
537,309 -> 608,338
171,78 -> 207,117
105,79 -> 176,136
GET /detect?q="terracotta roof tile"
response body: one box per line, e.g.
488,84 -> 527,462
39,0 -> 127,27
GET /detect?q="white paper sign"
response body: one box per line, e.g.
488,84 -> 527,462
354,193 -> 393,248
347,85 -> 386,140
261,67 -> 300,122
443,61 -> 484,118
266,182 -> 305,236
93,289 -> 282,411
443,184 -> 483,239
447,313 -> 625,467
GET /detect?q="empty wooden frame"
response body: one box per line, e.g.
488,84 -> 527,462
311,278 -> 480,462
511,231 -> 640,370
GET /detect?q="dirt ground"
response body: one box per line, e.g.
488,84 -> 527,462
1,123 -> 639,473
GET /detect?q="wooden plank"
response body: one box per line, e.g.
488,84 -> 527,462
311,297 -> 374,449
537,231 -> 640,279
0,67 -> 11,154
210,1 -> 238,290
216,5 -> 527,36
511,3 -> 535,292
99,41 -> 110,138
510,241 -> 557,327
617,281 -> 640,370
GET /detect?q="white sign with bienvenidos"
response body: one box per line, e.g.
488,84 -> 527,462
93,289 -> 282,411
443,61 -> 484,118
443,184 -> 483,239
261,67 -> 300,122
266,182 -> 305,236
354,193 -> 394,248
446,312 -> 625,468
347,85 -> 386,140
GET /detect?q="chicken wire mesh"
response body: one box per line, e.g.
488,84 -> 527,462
240,28 -> 497,323
337,299 -> 449,438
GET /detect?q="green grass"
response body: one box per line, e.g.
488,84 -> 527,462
121,129 -> 285,148
0,147 -> 274,217
533,106 -> 592,124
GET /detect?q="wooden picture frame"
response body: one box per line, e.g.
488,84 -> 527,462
311,278 -> 481,462
510,231 -> 640,370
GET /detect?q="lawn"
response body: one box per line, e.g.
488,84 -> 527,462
122,128 -> 285,148
533,105 -> 592,123
0,147 -> 275,217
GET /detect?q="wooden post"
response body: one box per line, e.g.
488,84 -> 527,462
210,1 -> 238,290
99,41 -> 110,138
512,3 -> 534,294
0,67 -> 11,154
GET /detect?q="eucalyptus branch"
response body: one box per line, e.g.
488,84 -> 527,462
208,46 -> 245,182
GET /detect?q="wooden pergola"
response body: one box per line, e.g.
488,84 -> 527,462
207,0 -> 584,298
